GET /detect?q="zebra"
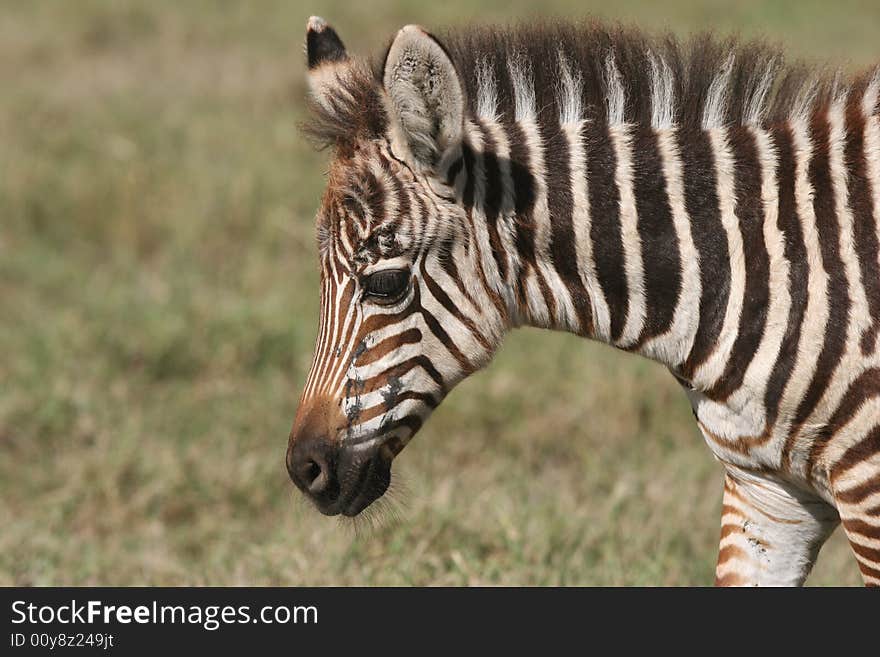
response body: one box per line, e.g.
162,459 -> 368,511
288,15 -> 880,586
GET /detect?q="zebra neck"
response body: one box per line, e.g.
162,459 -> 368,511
457,117 -> 735,375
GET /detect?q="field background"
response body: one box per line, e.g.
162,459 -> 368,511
2,0 -> 877,586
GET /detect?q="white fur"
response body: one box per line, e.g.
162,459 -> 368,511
742,58 -> 778,126
507,51 -> 536,122
789,78 -> 820,124
702,52 -> 735,129
863,67 -> 880,117
475,57 -> 499,121
647,50 -> 675,130
308,64 -> 355,116
604,54 -> 626,126
556,50 -> 583,126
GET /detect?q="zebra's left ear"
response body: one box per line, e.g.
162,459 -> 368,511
306,16 -> 350,108
382,25 -> 464,173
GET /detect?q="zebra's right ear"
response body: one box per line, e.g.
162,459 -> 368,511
382,25 -> 464,173
306,16 -> 349,108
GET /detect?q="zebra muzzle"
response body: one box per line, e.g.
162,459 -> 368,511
286,432 -> 391,516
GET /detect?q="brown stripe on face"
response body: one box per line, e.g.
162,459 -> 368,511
357,355 -> 445,396
358,288 -> 421,337
375,414 -> 424,439
583,120 -> 628,342
309,267 -> 344,395
316,276 -> 358,395
420,255 -> 492,352
706,126 -> 769,401
678,127 -> 729,379
785,109 -> 851,467
303,274 -> 330,397
844,91 -> 880,354
354,390 -> 439,425
628,125 -> 680,348
539,103 -> 593,336
337,288 -> 422,397
354,328 -> 422,367
761,126 -> 808,429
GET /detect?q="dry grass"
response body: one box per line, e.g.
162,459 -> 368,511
2,0 -> 877,585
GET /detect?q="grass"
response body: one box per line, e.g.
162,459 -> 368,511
2,0 -> 877,586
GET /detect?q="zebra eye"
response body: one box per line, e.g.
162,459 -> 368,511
363,269 -> 410,303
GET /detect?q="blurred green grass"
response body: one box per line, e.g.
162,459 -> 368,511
2,0 -> 876,585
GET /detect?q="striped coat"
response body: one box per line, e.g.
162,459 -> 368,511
288,17 -> 880,586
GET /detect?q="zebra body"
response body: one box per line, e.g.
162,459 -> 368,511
289,17 -> 880,585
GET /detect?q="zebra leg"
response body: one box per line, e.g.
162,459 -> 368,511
830,451 -> 880,586
837,505 -> 880,586
714,470 -> 839,586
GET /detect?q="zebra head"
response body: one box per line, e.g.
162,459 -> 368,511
287,18 -> 508,516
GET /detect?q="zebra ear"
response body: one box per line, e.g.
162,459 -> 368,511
306,16 -> 349,105
382,25 -> 464,172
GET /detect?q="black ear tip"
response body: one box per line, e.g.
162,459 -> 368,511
307,16 -> 347,69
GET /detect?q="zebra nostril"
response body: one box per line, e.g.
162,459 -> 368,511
287,435 -> 340,507
303,458 -> 327,494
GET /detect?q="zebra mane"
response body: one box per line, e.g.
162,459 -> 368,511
303,19 -> 879,152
